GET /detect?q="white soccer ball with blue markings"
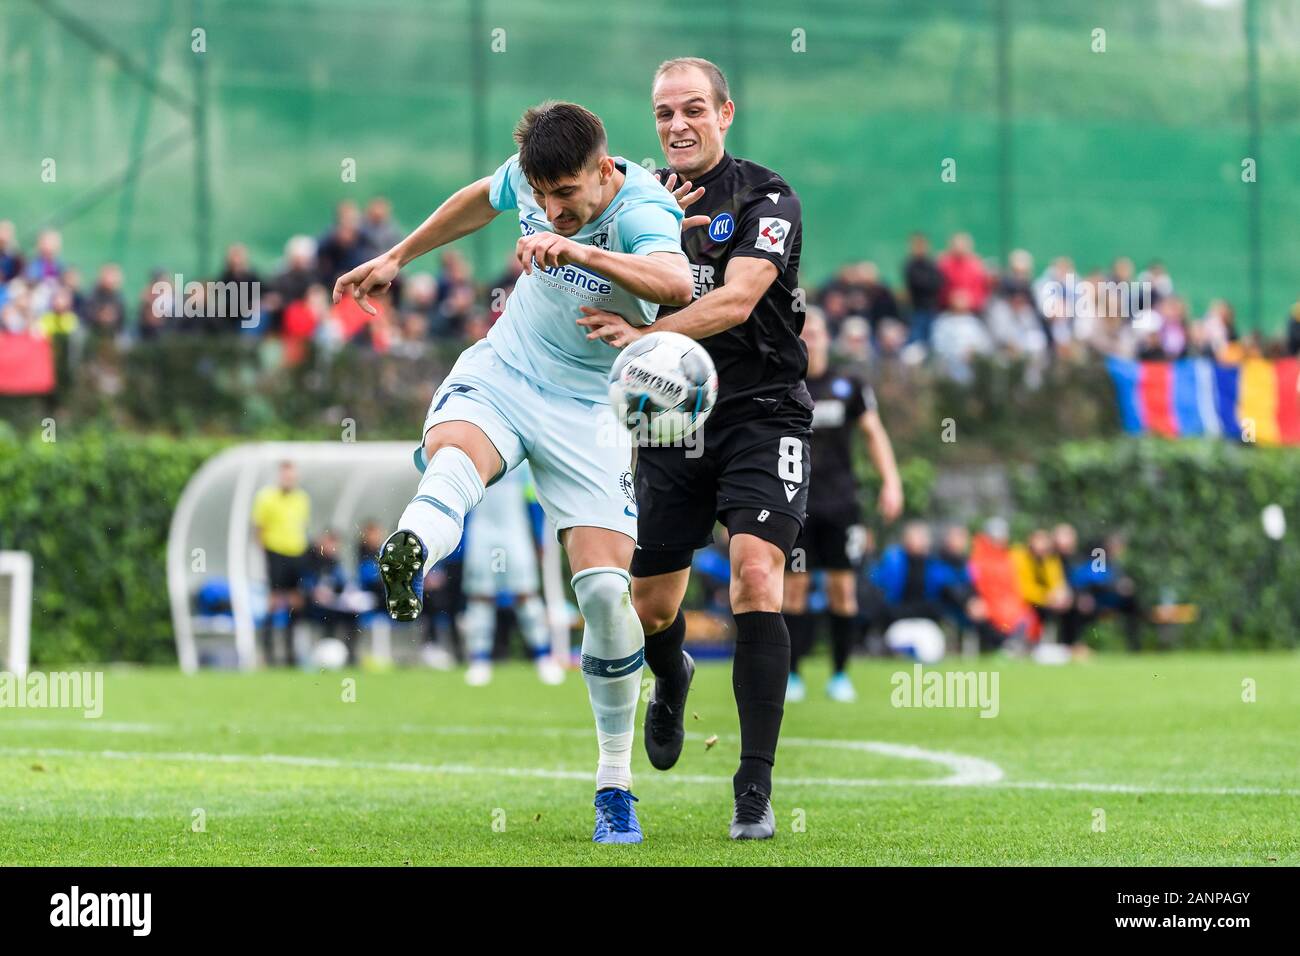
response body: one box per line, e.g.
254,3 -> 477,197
608,331 -> 718,445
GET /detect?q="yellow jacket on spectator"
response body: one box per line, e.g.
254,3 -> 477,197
252,486 -> 310,557
38,310 -> 80,337
1011,545 -> 1065,606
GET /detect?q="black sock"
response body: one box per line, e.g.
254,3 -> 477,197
644,609 -> 688,697
732,611 -> 790,798
829,613 -> 857,676
783,612 -> 814,675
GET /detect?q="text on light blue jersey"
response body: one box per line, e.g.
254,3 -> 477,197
485,154 -> 685,403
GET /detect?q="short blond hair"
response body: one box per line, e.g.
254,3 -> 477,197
653,57 -> 730,107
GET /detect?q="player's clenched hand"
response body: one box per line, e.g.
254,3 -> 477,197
332,254 -> 400,316
577,306 -> 643,348
655,171 -> 711,231
516,232 -> 585,275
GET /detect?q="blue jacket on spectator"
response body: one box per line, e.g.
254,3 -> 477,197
870,545 -> 967,605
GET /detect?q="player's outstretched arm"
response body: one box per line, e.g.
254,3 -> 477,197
332,176 -> 499,315
578,256 -> 776,347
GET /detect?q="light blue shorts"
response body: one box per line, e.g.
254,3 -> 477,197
421,340 -> 638,541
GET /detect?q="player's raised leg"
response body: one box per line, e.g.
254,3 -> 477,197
382,419 -> 501,621
565,526 -> 644,843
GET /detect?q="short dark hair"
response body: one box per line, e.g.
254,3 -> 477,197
513,101 -> 607,187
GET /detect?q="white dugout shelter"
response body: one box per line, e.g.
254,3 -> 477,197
167,441 -> 569,673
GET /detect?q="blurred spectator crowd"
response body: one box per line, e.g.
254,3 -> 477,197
4,208 -> 1300,385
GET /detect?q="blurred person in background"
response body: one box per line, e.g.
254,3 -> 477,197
1156,296 -> 1189,360
436,250 -> 477,338
1287,301 -> 1300,357
1066,530 -> 1142,652
930,287 -> 993,383
316,201 -> 370,289
1012,527 -> 1075,645
855,261 -> 901,336
783,308 -> 903,704
267,235 -> 320,333
1033,256 -> 1078,332
280,283 -> 333,362
251,460 -> 311,667
986,272 -> 1050,374
86,264 -> 126,340
217,244 -> 263,334
1198,299 -> 1237,358
968,517 -> 1037,651
934,524 -> 998,651
937,232 -> 990,314
834,314 -> 873,366
903,232 -> 943,346
0,220 -> 25,281
870,523 -> 985,646
458,464 -> 564,688
1138,259 -> 1173,307
136,270 -> 174,340
401,272 -> 439,325
1108,256 -> 1140,316
303,529 -> 361,665
819,263 -> 871,320
360,196 -> 402,260
25,229 -> 64,286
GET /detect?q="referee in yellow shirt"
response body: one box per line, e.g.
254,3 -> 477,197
252,461 -> 311,666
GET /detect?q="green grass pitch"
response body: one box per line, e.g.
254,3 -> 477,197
2,653 -> 1298,866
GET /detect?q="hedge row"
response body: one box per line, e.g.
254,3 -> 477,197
1012,438 -> 1300,649
0,432 -> 228,664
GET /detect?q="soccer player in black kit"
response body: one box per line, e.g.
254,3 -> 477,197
782,308 -> 903,705
578,57 -> 810,839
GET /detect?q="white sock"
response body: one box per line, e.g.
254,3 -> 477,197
517,595 -> 551,655
462,599 -> 495,662
573,567 -> 644,792
397,446 -> 485,568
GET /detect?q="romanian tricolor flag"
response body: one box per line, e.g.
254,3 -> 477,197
1106,356 -> 1300,445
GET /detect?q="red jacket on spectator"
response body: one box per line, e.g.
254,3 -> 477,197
938,251 -> 991,312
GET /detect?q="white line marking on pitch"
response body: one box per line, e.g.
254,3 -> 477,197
2,741 -> 1298,797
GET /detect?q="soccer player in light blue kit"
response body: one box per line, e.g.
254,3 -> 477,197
333,101 -> 692,844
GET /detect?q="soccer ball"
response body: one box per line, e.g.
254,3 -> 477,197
608,331 -> 718,444
312,637 -> 349,670
884,618 -> 946,663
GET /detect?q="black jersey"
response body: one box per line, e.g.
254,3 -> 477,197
806,368 -> 876,517
656,152 -> 811,427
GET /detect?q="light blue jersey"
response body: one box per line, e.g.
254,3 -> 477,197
486,154 -> 685,403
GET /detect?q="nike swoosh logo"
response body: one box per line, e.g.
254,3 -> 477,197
784,483 -> 799,502
606,660 -> 638,674
624,505 -> 638,518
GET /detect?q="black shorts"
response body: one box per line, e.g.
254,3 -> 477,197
789,510 -> 861,572
631,408 -> 812,578
265,551 -> 306,591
